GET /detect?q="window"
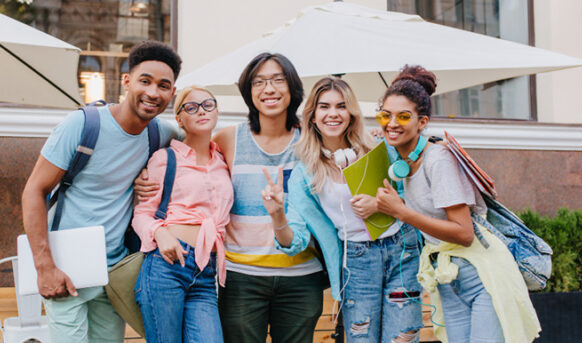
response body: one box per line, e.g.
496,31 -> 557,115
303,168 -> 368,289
387,0 -> 534,120
2,0 -> 174,104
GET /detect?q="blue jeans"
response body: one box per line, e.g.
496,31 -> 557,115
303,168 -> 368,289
436,257 -> 504,343
342,223 -> 423,343
135,240 -> 223,343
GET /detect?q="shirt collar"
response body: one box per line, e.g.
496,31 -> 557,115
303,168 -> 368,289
170,139 -> 218,159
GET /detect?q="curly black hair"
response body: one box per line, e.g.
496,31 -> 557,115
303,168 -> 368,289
128,40 -> 182,81
379,65 -> 437,117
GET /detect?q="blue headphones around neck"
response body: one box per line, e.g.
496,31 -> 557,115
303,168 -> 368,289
388,135 -> 428,182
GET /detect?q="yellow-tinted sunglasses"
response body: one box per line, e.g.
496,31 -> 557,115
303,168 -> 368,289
375,111 -> 413,126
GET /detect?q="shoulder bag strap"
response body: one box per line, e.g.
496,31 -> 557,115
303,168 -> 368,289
154,148 -> 176,220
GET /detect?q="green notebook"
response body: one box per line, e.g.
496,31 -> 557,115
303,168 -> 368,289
342,142 -> 396,240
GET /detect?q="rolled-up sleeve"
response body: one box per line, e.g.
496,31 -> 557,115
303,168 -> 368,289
274,200 -> 312,256
131,149 -> 167,252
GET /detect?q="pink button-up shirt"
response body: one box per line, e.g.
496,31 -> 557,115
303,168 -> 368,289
132,139 -> 233,286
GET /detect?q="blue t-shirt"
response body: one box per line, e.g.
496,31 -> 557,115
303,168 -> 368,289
41,106 -> 179,266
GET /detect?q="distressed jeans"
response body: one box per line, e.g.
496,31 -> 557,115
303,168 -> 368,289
135,241 -> 223,343
342,223 -> 423,343
436,257 -> 504,343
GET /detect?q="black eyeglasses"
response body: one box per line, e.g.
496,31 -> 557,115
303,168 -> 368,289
178,98 -> 217,114
251,74 -> 287,89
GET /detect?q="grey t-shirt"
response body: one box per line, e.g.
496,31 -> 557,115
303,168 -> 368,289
403,144 -> 487,245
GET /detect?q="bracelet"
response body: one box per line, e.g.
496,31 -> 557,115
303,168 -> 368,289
273,223 -> 289,232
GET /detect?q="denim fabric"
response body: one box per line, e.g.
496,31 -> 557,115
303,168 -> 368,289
218,270 -> 325,343
436,257 -> 504,343
473,199 -> 553,291
135,240 -> 223,343
342,224 -> 423,343
284,163 -> 344,300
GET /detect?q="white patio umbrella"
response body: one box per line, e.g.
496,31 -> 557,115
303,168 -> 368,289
177,2 -> 582,102
0,13 -> 83,108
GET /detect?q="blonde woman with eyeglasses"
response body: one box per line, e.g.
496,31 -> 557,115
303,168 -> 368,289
132,86 -> 233,343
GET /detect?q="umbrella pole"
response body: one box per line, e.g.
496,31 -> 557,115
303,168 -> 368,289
0,43 -> 83,107
378,72 -> 389,88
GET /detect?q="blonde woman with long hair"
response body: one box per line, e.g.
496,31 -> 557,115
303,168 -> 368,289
132,86 -> 232,342
261,77 -> 424,343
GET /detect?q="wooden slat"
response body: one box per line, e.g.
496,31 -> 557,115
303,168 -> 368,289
0,287 -> 440,342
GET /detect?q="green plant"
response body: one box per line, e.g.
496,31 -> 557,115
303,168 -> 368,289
0,0 -> 35,24
519,208 -> 582,293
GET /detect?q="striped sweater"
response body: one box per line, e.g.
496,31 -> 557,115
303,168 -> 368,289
225,123 -> 322,276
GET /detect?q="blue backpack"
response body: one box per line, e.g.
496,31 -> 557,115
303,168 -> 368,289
473,195 -> 553,291
47,102 -> 160,252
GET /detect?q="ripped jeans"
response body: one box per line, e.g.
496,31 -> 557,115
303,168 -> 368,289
342,223 -> 423,343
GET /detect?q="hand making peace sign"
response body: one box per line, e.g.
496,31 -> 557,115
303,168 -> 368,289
261,166 -> 285,215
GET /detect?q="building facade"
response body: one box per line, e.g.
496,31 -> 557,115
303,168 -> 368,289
0,0 -> 581,286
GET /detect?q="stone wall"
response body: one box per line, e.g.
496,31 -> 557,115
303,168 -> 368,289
467,148 -> 582,215
1,136 -> 581,285
1,137 -> 45,286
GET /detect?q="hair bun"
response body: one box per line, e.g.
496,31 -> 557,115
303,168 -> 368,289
393,65 -> 437,96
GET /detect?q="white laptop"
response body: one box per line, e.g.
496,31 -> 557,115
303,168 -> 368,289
17,226 -> 109,296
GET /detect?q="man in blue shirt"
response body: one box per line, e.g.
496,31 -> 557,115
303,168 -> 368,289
21,40 -> 181,343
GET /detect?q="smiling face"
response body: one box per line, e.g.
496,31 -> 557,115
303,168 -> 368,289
176,89 -> 218,136
123,60 -> 175,123
312,89 -> 351,150
250,59 -> 291,119
381,94 -> 428,153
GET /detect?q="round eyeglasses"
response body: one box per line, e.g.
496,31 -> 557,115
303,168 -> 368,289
178,98 -> 217,115
375,111 -> 415,126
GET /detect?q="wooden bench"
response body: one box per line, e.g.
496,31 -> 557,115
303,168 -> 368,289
0,288 -> 440,342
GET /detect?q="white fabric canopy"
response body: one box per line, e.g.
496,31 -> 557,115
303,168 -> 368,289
0,14 -> 83,109
177,2 -> 582,102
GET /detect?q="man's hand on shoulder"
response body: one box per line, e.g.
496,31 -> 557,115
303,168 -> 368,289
134,168 -> 159,201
